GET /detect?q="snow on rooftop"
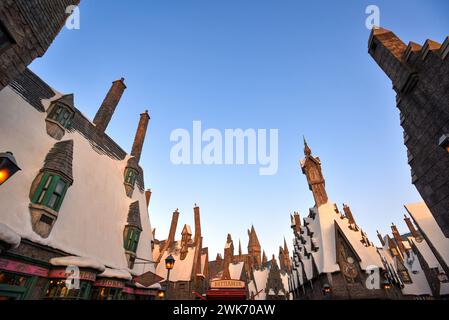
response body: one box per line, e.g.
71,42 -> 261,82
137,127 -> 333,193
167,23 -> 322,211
98,268 -> 132,281
155,241 -> 196,282
250,268 -> 269,300
229,262 -> 244,280
0,223 -> 21,249
405,202 -> 449,267
0,88 -> 155,276
50,256 -> 106,273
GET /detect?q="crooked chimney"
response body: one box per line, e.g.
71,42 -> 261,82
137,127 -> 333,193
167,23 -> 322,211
145,189 -> 152,208
131,110 -> 150,163
93,78 -> 126,133
404,215 -> 420,239
167,209 -> 180,246
193,204 -> 201,245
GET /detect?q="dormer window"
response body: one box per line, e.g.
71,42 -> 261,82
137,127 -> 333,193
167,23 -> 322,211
32,173 -> 69,212
124,168 -> 138,186
0,21 -> 14,53
123,226 -> 141,269
124,226 -> 141,253
48,104 -> 74,129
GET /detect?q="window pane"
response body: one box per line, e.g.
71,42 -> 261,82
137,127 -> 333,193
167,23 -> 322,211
55,180 -> 66,195
48,194 -> 58,209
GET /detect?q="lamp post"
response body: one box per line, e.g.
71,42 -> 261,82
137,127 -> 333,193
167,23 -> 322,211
165,254 -> 175,300
0,152 -> 21,186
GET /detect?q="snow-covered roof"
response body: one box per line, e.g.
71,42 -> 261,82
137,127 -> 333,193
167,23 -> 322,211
405,202 -> 449,267
229,262 -> 244,280
50,256 -> 106,273
98,268 -> 132,281
154,242 -> 196,282
0,223 -> 21,249
250,268 -> 269,300
0,81 -> 155,276
294,202 -> 383,282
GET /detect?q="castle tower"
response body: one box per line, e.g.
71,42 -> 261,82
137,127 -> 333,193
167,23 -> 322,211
369,27 -> 449,237
247,225 -> 262,269
278,238 -> 292,273
300,138 -> 329,207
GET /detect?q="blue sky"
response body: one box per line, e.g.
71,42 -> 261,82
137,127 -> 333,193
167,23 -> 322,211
31,0 -> 449,258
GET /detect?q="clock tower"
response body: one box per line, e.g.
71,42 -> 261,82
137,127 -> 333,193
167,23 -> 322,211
300,138 -> 329,207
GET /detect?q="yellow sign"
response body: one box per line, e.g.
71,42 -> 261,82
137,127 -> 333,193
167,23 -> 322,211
210,279 -> 245,289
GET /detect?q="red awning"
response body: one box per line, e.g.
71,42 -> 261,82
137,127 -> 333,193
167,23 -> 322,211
206,289 -> 247,300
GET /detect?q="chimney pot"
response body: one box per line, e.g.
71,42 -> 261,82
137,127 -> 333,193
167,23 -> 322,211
131,110 -> 151,163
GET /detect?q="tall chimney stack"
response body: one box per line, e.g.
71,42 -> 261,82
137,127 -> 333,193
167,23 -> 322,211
404,215 -> 420,239
131,110 -> 150,163
391,223 -> 406,255
193,204 -> 201,245
93,78 -> 127,133
167,209 -> 180,246
145,189 -> 152,208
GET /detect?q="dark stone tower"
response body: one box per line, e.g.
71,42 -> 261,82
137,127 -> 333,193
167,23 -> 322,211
301,138 -> 328,207
369,28 -> 449,237
0,0 -> 80,91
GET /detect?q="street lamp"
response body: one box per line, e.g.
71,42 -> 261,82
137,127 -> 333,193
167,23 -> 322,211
157,289 -> 165,300
322,284 -> 332,295
165,254 -> 175,300
0,152 -> 21,186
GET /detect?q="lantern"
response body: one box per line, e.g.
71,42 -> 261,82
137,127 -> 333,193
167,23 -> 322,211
439,134 -> 449,152
165,254 -> 175,270
0,152 -> 21,186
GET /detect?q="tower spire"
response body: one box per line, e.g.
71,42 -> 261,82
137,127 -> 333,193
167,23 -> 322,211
303,136 -> 311,156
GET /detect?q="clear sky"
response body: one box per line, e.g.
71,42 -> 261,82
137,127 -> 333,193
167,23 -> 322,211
30,0 -> 449,259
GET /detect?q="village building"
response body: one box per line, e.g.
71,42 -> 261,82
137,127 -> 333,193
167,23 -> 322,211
288,140 -> 393,300
0,69 -> 160,300
0,0 -> 79,91
248,256 -> 290,301
207,230 -> 290,300
369,28 -> 449,238
377,202 -> 449,299
152,206 -> 209,300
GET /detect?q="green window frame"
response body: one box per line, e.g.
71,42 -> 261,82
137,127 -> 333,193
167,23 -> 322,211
124,168 -> 138,186
32,173 -> 69,212
48,104 -> 74,129
124,227 -> 141,253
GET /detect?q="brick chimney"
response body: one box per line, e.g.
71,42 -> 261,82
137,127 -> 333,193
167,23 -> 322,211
193,204 -> 201,245
93,78 -> 126,133
131,110 -> 150,163
391,223 -> 406,255
167,209 -> 180,246
145,189 -> 152,208
291,212 -> 301,233
404,215 -> 420,239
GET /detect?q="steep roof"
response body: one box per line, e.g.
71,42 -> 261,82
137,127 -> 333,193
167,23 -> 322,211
127,201 -> 142,231
248,225 -> 261,248
43,140 -> 74,184
405,202 -> 449,267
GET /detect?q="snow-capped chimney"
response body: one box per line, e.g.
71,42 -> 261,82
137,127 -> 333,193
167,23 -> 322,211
93,78 -> 126,133
193,204 -> 201,245
131,110 -> 150,163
